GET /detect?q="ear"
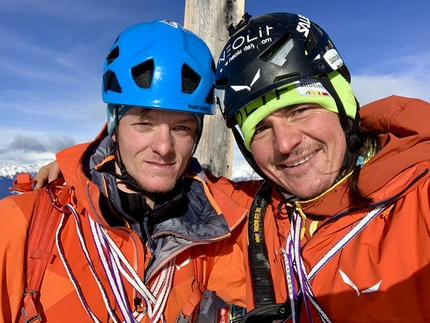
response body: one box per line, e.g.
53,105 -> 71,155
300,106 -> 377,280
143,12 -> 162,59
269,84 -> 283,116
111,131 -> 117,143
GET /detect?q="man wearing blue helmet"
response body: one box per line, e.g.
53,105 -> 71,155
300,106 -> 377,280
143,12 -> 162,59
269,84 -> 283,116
0,20 -> 249,323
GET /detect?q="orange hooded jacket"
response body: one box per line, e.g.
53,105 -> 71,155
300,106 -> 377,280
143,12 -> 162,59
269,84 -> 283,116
214,95 -> 430,322
0,126 -> 251,323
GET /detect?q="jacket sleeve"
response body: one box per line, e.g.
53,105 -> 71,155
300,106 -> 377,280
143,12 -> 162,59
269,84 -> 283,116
206,220 -> 247,308
0,193 -> 35,323
204,176 -> 261,308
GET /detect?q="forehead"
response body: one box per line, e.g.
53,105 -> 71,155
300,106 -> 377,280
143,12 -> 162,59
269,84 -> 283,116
259,103 -> 324,120
125,107 -> 197,123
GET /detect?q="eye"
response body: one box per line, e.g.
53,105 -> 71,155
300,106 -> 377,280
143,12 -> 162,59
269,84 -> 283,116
287,105 -> 316,121
134,121 -> 151,128
173,123 -> 198,136
254,123 -> 269,135
293,106 -> 310,115
175,125 -> 191,131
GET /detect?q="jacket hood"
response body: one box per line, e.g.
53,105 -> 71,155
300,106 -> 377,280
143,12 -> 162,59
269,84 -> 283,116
55,125 -> 114,228
358,95 -> 430,196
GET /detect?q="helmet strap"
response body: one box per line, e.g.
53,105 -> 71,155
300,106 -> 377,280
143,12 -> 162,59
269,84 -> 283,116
111,106 -> 147,192
189,112 -> 205,158
112,106 -> 126,174
232,126 -> 265,178
319,75 -> 361,154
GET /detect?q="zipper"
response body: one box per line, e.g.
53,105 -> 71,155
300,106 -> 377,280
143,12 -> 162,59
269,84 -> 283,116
145,240 -> 211,282
85,181 -> 143,276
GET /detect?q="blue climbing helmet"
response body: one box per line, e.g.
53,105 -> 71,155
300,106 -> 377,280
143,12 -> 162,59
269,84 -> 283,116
102,19 -> 216,137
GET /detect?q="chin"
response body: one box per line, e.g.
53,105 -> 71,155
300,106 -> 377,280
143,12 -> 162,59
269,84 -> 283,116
140,180 -> 176,194
295,184 -> 331,200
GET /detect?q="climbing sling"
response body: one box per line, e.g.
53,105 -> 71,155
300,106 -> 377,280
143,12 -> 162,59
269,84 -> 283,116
18,177 -> 71,323
13,174 -> 211,323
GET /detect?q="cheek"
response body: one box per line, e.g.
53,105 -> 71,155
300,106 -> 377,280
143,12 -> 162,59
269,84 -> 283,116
118,132 -> 146,154
250,141 -> 270,165
334,133 -> 347,160
324,122 -> 347,163
312,114 -> 345,145
178,137 -> 196,156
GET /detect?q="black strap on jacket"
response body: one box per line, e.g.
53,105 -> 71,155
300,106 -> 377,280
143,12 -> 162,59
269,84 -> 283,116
241,181 -> 296,323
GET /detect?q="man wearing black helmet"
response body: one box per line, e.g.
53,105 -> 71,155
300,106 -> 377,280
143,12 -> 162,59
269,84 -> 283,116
214,12 -> 430,322
0,20 -> 249,323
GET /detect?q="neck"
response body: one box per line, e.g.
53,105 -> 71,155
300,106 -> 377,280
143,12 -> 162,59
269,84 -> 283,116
115,163 -> 156,209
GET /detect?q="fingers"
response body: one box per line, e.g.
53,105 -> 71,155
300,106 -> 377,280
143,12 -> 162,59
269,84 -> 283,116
33,160 -> 62,190
47,160 -> 61,182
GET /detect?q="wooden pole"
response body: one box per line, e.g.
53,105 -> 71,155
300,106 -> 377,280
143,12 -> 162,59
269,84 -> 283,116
184,0 -> 245,178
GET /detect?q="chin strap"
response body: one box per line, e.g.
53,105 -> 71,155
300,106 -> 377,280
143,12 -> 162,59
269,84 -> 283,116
232,126 -> 265,179
319,75 -> 361,155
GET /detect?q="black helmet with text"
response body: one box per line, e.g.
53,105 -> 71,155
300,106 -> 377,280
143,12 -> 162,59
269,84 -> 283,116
215,12 -> 360,175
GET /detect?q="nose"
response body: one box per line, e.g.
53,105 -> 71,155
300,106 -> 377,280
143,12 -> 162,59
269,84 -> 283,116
152,126 -> 174,156
272,120 -> 302,154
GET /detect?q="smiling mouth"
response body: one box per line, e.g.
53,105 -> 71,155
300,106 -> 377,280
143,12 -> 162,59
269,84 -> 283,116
284,151 -> 316,167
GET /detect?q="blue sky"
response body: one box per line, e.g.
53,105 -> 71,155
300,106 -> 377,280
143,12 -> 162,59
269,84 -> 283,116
2,0 -> 430,167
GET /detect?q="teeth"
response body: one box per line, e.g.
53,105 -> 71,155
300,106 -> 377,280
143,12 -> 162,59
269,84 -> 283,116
285,152 -> 314,167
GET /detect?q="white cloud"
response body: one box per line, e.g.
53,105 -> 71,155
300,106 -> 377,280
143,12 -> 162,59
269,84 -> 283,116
0,129 -> 89,163
353,73 -> 430,106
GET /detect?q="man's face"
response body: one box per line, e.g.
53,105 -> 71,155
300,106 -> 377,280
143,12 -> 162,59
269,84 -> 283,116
250,103 -> 347,200
112,107 -> 197,194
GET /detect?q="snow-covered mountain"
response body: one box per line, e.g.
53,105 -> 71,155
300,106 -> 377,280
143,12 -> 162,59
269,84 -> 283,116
231,163 -> 261,181
0,163 -> 46,199
0,162 -> 47,179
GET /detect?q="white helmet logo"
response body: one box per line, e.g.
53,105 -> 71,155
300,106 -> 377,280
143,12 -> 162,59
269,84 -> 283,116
324,49 -> 344,70
231,69 -> 261,92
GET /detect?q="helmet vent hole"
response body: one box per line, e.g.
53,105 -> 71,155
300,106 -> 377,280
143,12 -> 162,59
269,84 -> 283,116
106,46 -> 119,66
205,85 -> 215,104
132,59 -> 154,89
182,64 -> 201,94
259,34 -> 292,64
103,70 -> 122,93
305,29 -> 319,54
273,72 -> 302,83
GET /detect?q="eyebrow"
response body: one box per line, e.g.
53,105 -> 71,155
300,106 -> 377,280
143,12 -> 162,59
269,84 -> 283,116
138,110 -> 197,124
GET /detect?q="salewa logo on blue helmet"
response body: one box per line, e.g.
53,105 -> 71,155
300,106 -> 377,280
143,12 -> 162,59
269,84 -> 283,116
188,104 -> 211,113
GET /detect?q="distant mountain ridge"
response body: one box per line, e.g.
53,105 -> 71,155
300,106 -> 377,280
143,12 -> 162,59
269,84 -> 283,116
0,163 -> 44,199
0,163 -> 46,179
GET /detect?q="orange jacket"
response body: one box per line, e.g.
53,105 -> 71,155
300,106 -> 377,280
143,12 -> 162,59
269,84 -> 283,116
218,96 -> 430,322
0,127 -> 249,323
